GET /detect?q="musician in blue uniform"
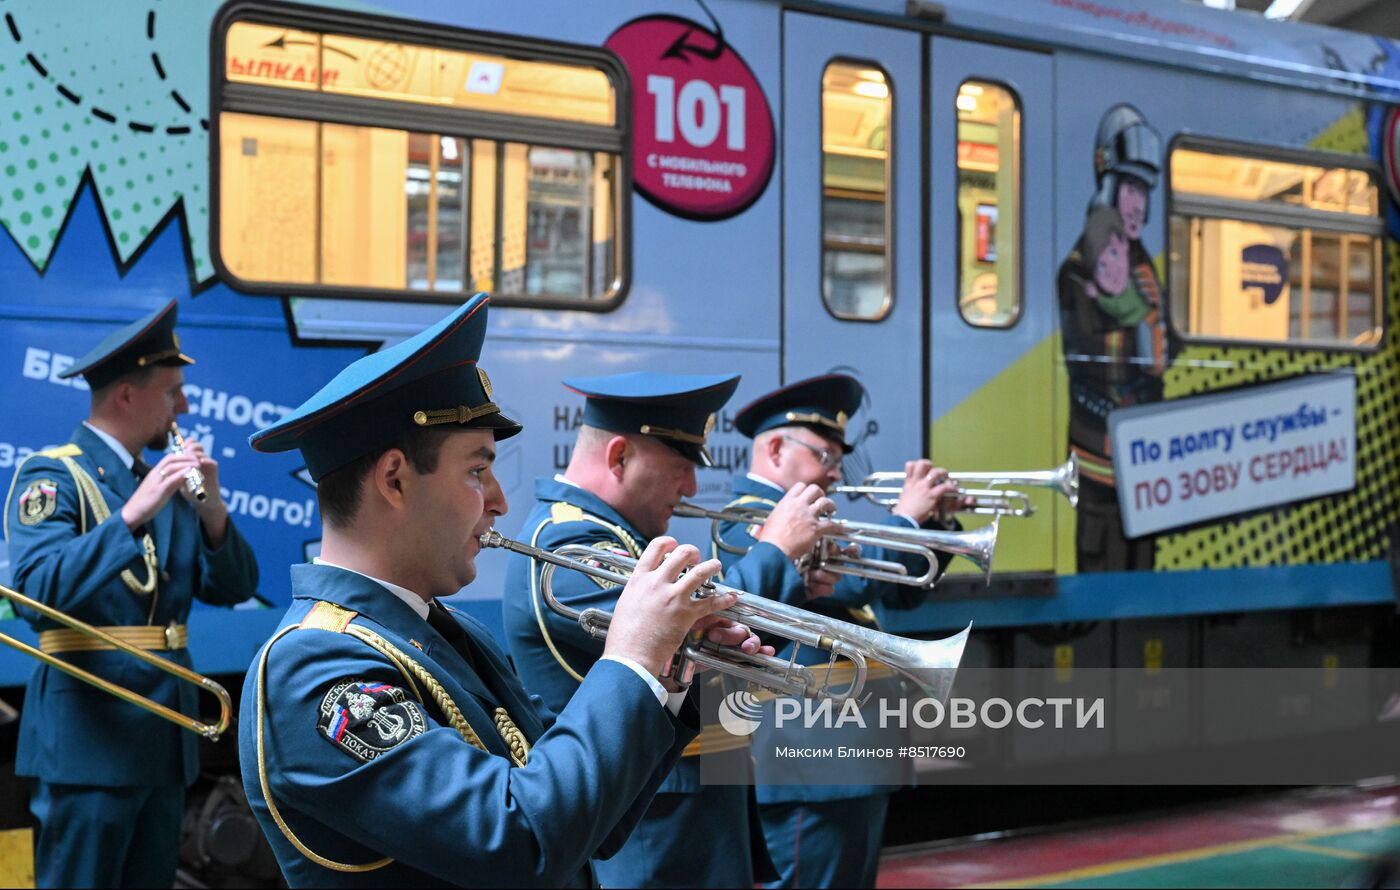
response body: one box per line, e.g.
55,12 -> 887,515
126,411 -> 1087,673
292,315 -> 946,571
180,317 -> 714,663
3,299 -> 260,888
241,295 -> 767,888
718,374 -> 964,889
502,372 -> 836,888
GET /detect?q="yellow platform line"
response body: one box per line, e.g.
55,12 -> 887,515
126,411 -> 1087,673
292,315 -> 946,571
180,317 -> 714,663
1281,841 -> 1377,861
0,828 -> 33,889
958,817 -> 1400,888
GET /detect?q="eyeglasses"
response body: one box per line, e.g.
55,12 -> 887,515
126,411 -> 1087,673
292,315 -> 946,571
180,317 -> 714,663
782,435 -> 841,471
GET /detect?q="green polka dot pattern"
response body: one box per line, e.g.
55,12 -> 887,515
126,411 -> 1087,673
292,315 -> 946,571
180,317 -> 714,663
0,1 -> 217,275
1156,108 -> 1400,570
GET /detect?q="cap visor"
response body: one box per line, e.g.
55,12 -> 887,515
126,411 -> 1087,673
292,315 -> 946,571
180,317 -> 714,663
473,411 -> 523,441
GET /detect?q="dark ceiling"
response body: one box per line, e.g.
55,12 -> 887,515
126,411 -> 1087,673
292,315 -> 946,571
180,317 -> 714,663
1205,0 -> 1400,38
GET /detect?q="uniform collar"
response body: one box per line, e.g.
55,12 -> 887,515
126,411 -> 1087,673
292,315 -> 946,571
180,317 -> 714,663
81,421 -> 136,470
311,557 -> 430,620
533,475 -> 643,538
289,562 -> 434,635
745,472 -> 785,494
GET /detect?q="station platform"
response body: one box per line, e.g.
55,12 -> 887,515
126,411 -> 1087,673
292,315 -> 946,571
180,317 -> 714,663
878,785 -> 1400,889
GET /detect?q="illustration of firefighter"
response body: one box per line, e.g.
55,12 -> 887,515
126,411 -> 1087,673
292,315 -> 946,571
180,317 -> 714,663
1058,103 -> 1169,572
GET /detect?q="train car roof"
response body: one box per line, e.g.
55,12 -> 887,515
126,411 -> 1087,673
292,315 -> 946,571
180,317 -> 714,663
817,0 -> 1400,101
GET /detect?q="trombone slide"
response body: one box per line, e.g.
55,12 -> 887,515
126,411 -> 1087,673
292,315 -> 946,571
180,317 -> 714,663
0,585 -> 231,740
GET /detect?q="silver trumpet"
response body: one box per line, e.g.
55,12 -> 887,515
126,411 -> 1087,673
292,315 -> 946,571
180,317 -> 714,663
672,502 -> 998,585
834,454 -> 1080,515
479,530 -> 970,704
167,423 -> 207,502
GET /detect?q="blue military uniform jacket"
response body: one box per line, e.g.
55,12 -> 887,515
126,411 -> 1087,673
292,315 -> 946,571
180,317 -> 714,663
241,562 -> 697,889
715,473 -> 958,803
5,424 -> 259,787
501,476 -> 780,886
502,476 -> 798,790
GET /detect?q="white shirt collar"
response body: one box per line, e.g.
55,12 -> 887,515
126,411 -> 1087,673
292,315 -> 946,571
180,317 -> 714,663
312,557 -> 430,620
82,421 -> 135,470
554,473 -> 583,489
746,472 -> 785,494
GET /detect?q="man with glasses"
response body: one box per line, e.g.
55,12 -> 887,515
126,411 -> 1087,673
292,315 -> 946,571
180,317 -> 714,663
716,373 -> 964,889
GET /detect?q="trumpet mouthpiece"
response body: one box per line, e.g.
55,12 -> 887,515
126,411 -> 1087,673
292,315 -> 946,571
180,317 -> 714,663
479,529 -> 506,548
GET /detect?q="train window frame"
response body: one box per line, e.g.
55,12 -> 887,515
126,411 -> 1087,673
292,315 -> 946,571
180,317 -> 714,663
953,78 -> 1024,331
819,57 -> 895,324
209,1 -> 632,312
1165,135 -> 1386,354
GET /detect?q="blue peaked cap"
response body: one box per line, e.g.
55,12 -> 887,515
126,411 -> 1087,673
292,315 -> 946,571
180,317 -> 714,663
733,374 -> 865,453
563,372 -> 740,467
60,298 -> 194,390
250,294 -> 521,481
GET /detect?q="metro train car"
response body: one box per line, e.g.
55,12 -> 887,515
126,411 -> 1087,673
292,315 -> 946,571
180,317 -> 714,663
0,0 -> 1398,881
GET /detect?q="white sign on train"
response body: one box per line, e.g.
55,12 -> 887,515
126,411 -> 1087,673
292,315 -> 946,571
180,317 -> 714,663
1109,374 -> 1356,539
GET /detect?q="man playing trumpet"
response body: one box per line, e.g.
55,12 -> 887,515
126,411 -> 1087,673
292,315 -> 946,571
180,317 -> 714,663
719,373 -> 964,890
4,298 -> 259,888
241,296 -> 768,887
502,372 -> 840,888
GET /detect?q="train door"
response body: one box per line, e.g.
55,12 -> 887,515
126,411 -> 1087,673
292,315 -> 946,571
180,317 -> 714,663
926,38 -> 1058,575
781,13 -> 924,512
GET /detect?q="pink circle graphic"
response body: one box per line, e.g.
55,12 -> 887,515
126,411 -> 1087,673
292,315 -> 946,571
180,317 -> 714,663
606,16 -> 775,220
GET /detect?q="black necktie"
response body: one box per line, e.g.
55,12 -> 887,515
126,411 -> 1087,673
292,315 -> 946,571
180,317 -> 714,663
132,458 -> 152,481
426,602 -> 477,671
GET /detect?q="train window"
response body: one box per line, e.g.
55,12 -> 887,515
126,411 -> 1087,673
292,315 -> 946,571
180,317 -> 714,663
956,82 -> 1021,327
1169,144 -> 1383,349
821,62 -> 892,321
216,14 -> 626,306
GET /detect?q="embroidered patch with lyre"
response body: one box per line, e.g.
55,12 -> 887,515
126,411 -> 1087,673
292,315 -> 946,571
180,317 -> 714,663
17,479 -> 58,525
318,680 -> 428,763
585,541 -> 631,589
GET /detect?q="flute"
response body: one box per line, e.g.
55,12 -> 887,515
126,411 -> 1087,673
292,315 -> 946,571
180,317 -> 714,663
167,423 -> 208,501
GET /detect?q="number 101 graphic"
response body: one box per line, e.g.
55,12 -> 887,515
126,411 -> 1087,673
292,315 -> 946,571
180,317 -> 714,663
647,75 -> 748,151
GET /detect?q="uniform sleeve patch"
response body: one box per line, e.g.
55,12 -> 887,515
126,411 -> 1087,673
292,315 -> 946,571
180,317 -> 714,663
584,541 -> 631,589
317,680 -> 428,763
17,479 -> 59,526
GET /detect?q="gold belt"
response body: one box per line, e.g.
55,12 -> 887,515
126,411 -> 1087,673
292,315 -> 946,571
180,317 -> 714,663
38,623 -> 188,654
683,723 -> 752,757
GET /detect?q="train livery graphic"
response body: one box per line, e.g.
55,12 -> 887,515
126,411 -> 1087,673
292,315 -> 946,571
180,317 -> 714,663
1,0 -> 1399,873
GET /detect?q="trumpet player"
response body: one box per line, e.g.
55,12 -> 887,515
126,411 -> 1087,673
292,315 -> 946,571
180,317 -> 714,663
4,298 -> 258,889
243,297 -> 767,888
722,373 -> 965,890
502,371 -> 839,888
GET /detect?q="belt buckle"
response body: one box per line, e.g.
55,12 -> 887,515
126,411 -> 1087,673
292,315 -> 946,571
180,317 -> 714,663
163,622 -> 178,651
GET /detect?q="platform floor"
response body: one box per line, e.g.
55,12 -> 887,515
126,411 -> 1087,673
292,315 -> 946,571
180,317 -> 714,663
878,786 -> 1400,889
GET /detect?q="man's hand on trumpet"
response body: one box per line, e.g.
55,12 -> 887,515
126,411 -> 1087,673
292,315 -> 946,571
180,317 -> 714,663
603,536 -> 773,687
893,459 -> 970,526
756,482 -> 837,561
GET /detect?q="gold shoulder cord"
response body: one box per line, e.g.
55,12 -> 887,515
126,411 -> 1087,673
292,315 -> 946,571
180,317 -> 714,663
255,601 -> 530,873
528,506 -> 643,683
57,456 -> 159,602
